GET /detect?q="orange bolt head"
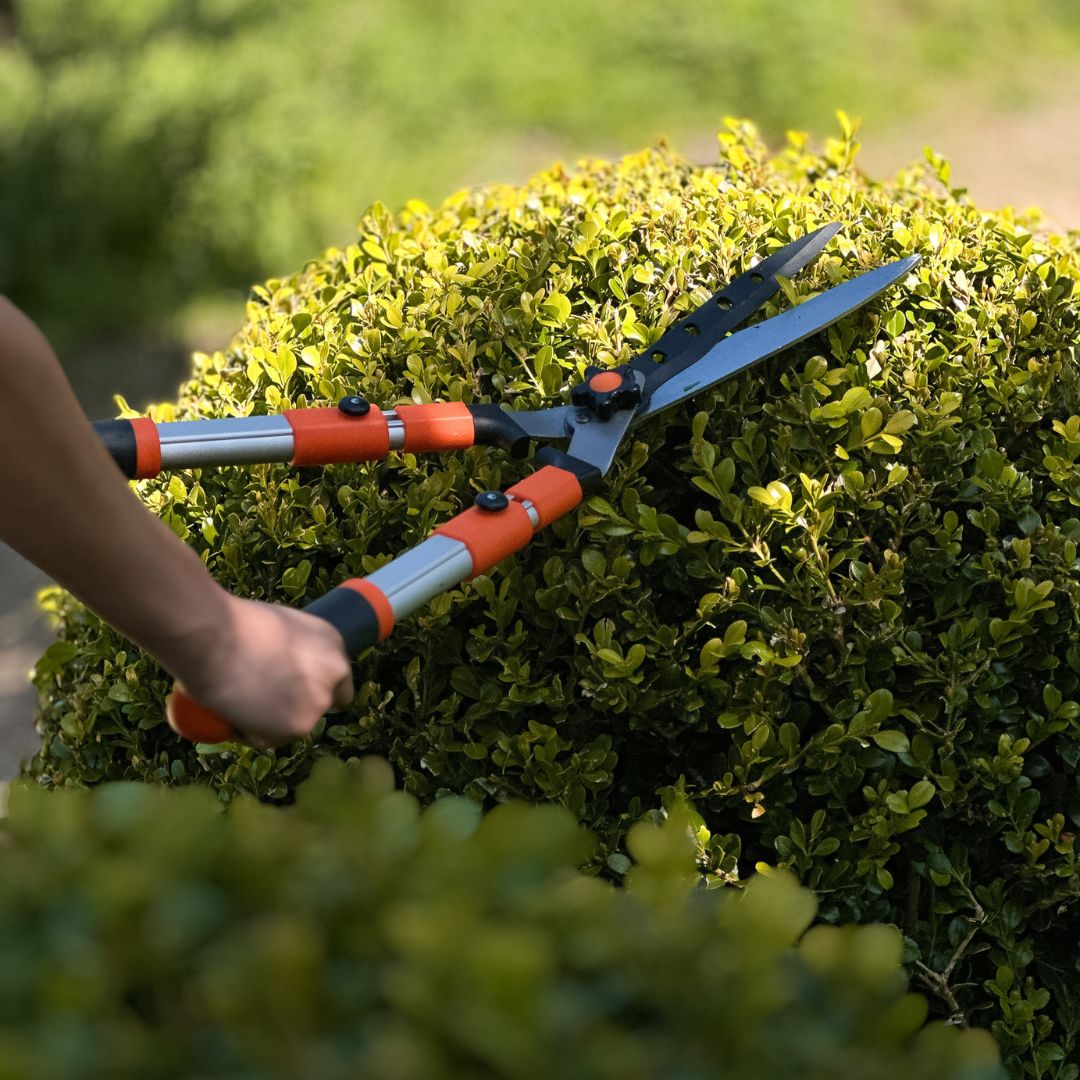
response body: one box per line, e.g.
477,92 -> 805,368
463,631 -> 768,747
589,371 -> 623,393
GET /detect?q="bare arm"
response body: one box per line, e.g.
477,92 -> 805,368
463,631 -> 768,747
0,296 -> 353,747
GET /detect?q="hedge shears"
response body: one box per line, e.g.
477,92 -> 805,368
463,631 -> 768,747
94,224 -> 918,743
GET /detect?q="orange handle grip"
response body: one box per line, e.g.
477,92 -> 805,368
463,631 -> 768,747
166,689 -> 239,744
285,402 -> 475,466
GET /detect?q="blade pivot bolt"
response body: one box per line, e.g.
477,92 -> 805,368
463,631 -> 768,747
338,395 -> 372,417
475,490 -> 510,512
570,365 -> 642,420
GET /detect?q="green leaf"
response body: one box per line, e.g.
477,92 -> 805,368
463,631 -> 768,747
908,780 -> 935,809
748,481 -> 792,511
839,387 -> 872,414
864,689 -> 894,725
884,410 -> 916,435
861,407 -> 883,438
541,292 -> 572,323
581,548 -> 607,578
275,346 -> 297,386
281,560 -> 313,595
362,238 -> 388,262
872,730 -> 910,754
35,640 -> 79,675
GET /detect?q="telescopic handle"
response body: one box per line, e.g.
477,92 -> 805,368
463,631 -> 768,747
167,461 -> 587,743
93,402 -> 531,479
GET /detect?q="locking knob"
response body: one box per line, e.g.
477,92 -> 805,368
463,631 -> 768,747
338,395 -> 371,417
570,365 -> 642,420
474,490 -> 510,511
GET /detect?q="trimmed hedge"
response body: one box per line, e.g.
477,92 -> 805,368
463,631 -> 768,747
0,758 -> 1003,1079
28,121 -> 1080,1074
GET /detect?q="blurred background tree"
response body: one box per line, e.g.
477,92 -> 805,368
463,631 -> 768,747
2,0 -> 1079,411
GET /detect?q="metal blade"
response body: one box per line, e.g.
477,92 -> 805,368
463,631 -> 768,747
632,222 -> 842,398
638,255 -> 921,419
564,406 -> 637,477
508,405 -> 576,440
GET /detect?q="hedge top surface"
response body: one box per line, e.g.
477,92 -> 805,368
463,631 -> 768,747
28,119 -> 1080,1076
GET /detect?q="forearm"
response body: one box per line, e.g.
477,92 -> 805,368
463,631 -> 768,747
0,297 -> 229,681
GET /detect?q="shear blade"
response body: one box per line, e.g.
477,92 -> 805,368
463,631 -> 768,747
634,222 -> 842,396
638,255 -> 921,420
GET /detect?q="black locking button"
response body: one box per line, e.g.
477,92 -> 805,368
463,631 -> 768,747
338,395 -> 371,417
474,490 -> 510,512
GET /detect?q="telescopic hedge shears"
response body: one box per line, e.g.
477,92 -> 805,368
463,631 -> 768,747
93,224 -> 918,743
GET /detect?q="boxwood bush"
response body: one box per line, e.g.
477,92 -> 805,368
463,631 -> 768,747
0,758 -> 1003,1079
27,121 -> 1080,1074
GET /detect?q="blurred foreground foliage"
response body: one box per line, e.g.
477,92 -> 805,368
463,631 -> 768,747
25,122 -> 1080,1075
2,0 -> 1080,348
0,758 -> 1004,1080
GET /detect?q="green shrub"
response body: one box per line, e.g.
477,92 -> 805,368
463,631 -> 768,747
27,122 -> 1080,1074
0,758 -> 1003,1079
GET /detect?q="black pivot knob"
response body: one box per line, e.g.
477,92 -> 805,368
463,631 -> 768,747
570,365 -> 641,420
474,490 -> 510,512
338,395 -> 371,417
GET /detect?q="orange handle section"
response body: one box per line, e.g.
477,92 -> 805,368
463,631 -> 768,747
285,407 -> 390,466
434,466 -> 584,578
397,403 -> 475,453
283,403 -> 476,465
435,500 -> 535,578
507,466 -> 584,529
166,689 -> 239,744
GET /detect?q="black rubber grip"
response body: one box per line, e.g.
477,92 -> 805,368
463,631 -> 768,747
303,586 -> 382,655
93,419 -> 138,479
468,404 -> 531,457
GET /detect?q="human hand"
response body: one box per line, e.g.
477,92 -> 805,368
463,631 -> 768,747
166,595 -> 354,749
0,296 -> 353,749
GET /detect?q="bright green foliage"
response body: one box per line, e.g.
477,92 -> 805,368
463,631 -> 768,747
3,0 -> 1080,346
0,758 -> 1003,1079
27,122 -> 1080,1073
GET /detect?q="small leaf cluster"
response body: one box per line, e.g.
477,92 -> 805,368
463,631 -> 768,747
27,120 -> 1080,1075
0,759 -> 1003,1080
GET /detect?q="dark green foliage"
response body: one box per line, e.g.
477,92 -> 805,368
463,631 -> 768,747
0,758 -> 1003,1079
27,123 -> 1080,1073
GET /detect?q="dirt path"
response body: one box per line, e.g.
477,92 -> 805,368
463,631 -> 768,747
859,93 -> 1080,231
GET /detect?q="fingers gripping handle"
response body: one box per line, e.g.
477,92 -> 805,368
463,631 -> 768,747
166,690 -> 242,744
166,579 -> 394,743
166,465 -> 585,744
